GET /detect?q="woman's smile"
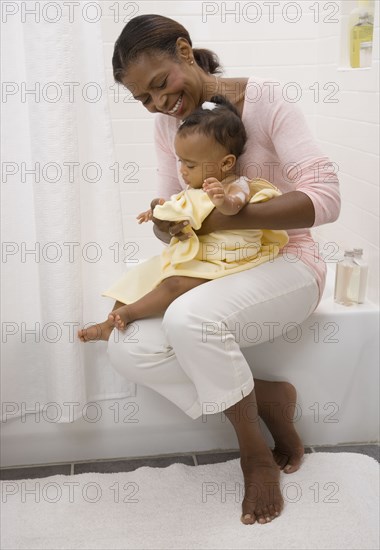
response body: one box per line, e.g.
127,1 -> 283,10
167,93 -> 184,116
121,52 -> 209,119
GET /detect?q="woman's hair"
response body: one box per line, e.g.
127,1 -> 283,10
177,95 -> 247,158
112,14 -> 222,83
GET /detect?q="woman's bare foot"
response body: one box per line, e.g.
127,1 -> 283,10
77,319 -> 114,342
108,305 -> 132,331
254,380 -> 304,474
223,390 -> 284,524
240,452 -> 284,525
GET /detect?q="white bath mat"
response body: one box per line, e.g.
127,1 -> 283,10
1,453 -> 379,550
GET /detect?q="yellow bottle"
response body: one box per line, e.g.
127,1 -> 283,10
349,0 -> 374,68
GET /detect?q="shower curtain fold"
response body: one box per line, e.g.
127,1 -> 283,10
1,10 -> 135,423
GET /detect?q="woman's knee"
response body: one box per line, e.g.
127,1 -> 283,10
106,318 -> 171,379
163,291 -> 212,343
106,333 -> 141,379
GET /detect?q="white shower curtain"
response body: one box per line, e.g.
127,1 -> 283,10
1,6 -> 135,422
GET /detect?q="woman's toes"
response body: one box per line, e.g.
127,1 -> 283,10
257,505 -> 277,523
274,503 -> 282,516
241,513 -> 255,525
273,451 -> 287,470
284,459 -> 301,474
273,448 -> 303,473
256,511 -> 266,524
263,507 -> 272,522
284,453 -> 303,473
268,504 -> 277,519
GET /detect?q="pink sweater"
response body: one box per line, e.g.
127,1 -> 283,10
153,76 -> 341,306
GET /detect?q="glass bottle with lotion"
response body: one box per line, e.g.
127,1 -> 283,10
352,248 -> 369,303
334,250 -> 358,306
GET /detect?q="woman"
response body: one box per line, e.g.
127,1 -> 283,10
109,14 -> 341,525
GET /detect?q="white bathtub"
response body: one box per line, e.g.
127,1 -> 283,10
1,267 -> 379,467
242,266 -> 379,446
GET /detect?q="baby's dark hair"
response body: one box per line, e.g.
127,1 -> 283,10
177,95 -> 247,158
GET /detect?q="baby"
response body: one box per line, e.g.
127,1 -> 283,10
78,95 -> 287,342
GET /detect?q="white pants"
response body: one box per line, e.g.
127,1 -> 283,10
107,256 -> 320,420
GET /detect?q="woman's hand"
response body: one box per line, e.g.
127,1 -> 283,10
136,198 -> 165,224
154,223 -> 192,242
144,198 -> 192,242
152,217 -> 192,241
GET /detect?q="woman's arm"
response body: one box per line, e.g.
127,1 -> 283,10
198,86 -> 340,236
153,91 -> 340,241
197,190 -> 315,234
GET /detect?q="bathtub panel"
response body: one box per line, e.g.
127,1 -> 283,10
243,304 -> 379,445
1,270 -> 379,466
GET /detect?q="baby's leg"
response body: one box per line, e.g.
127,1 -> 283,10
109,276 -> 207,330
78,301 -> 124,342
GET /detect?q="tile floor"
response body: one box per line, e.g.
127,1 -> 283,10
1,444 -> 378,481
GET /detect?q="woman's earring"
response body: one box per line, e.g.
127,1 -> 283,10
189,60 -> 194,65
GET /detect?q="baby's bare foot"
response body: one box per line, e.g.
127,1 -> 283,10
77,319 -> 114,342
108,305 -> 131,331
240,454 -> 283,525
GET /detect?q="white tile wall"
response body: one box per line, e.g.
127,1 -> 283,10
314,0 -> 379,304
101,0 -> 379,304
318,140 -> 379,187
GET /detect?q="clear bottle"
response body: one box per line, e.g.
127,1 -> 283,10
334,250 -> 358,306
349,0 -> 374,68
352,248 -> 369,303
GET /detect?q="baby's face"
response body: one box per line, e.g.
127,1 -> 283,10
174,132 -> 229,188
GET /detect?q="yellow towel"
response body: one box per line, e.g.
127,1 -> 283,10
102,178 -> 289,305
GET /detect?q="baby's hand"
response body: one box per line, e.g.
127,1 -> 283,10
136,198 -> 166,224
136,209 -> 153,224
202,177 -> 225,207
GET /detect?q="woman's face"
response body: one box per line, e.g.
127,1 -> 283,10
121,50 -> 206,119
